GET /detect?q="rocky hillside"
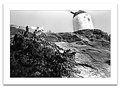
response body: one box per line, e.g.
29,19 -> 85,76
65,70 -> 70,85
10,25 -> 110,78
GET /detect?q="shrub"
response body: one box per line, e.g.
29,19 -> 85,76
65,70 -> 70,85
10,33 -> 79,77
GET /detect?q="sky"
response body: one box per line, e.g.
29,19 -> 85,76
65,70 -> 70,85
10,10 -> 111,33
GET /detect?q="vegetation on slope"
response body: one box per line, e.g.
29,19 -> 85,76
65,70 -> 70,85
10,27 -> 79,77
10,25 -> 110,78
73,29 -> 110,42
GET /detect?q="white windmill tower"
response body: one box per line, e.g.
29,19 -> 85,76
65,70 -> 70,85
70,10 -> 94,32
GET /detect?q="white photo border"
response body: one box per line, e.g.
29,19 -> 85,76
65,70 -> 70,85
3,3 -> 118,85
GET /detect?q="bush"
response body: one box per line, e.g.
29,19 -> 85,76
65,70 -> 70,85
58,32 -> 81,42
74,29 -> 110,42
10,33 -> 79,77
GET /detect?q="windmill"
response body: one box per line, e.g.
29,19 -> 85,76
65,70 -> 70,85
70,10 -> 94,31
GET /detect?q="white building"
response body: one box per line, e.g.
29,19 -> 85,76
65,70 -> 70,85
70,10 -> 94,32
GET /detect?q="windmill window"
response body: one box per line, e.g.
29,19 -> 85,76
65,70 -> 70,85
87,18 -> 90,21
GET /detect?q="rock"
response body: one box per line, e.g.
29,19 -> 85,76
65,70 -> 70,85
34,71 -> 41,76
55,41 -> 110,78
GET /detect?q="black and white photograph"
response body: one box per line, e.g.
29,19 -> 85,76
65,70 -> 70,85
10,10 -> 111,78
2,2 -> 118,85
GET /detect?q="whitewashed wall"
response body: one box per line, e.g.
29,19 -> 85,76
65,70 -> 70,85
73,13 -> 94,31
